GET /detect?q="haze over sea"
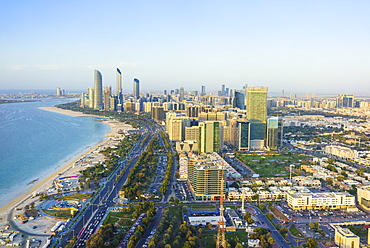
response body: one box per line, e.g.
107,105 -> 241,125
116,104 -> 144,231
0,98 -> 110,209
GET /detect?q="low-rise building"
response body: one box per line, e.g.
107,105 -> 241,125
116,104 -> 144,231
287,192 -> 355,210
334,226 -> 360,248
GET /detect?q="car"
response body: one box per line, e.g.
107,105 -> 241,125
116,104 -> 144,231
33,226 -> 37,229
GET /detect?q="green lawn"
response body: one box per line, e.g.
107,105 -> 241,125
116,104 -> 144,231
56,193 -> 92,201
347,226 -> 368,237
289,224 -> 304,238
200,230 -> 248,248
42,209 -> 73,219
236,153 -> 312,177
103,212 -> 134,227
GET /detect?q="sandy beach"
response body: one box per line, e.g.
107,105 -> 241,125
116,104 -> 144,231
0,106 -> 132,218
39,106 -> 105,118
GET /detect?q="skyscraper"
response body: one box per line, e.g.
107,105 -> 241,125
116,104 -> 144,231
336,94 -> 354,108
198,121 -> 224,153
133,78 -> 140,100
201,85 -> 206,96
266,117 -> 283,150
116,68 -> 122,94
246,87 -> 268,150
93,69 -> 103,110
103,86 -> 112,111
247,87 -> 268,122
179,87 -> 185,101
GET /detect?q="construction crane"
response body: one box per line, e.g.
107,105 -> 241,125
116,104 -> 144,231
216,164 -> 226,248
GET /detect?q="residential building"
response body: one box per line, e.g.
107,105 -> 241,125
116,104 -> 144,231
198,121 -> 224,153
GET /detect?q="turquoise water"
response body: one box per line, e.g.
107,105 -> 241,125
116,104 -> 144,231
0,99 -> 110,208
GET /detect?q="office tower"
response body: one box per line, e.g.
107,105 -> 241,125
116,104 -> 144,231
103,86 -> 112,111
246,87 -> 268,150
56,87 -> 61,96
233,90 -> 245,109
237,119 -> 250,150
163,90 -> 167,95
198,121 -> 224,153
221,85 -> 225,96
266,117 -> 283,150
187,153 -> 226,201
179,87 -> 185,101
88,87 -> 95,109
201,85 -> 206,96
336,94 -> 354,108
133,78 -> 140,100
93,69 -> 103,110
247,87 -> 268,122
116,68 -> 122,93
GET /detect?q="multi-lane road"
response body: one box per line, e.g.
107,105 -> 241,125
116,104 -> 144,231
58,124 -> 157,248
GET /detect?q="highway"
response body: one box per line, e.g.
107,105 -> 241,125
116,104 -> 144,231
57,124 -> 155,248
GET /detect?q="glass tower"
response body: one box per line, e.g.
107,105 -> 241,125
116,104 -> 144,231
133,78 -> 140,100
93,69 -> 103,110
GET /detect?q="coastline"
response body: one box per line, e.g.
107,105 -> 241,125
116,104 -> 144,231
39,106 -> 105,118
0,106 -> 131,217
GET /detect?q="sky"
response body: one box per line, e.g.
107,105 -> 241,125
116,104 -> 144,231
1,0 -> 370,96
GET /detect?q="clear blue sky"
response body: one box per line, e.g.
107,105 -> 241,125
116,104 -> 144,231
1,0 -> 369,95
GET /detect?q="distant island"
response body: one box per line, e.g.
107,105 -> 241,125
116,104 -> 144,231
0,99 -> 41,104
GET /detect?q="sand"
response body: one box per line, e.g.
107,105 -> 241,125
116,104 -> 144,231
39,106 -> 105,117
0,106 -> 132,218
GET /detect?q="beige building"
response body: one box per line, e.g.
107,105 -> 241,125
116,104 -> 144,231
287,192 -> 355,210
357,185 -> 370,210
185,126 -> 200,141
325,145 -> 358,159
334,226 -> 359,248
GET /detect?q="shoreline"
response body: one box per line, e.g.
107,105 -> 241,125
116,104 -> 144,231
0,106 -> 131,217
39,106 -> 105,118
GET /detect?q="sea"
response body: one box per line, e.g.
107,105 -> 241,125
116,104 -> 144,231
0,98 -> 111,210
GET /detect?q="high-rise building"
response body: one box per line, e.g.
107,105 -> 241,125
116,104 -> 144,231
179,87 -> 185,101
166,112 -> 190,141
133,78 -> 140,100
187,153 -> 226,201
56,87 -> 62,96
233,90 -> 245,109
151,106 -> 165,121
88,87 -> 95,108
246,87 -> 268,150
198,121 -> 224,153
247,87 -> 268,123
93,69 -> 103,110
201,85 -> 206,96
336,94 -> 354,108
103,86 -> 112,111
266,117 -> 283,150
116,68 -> 122,93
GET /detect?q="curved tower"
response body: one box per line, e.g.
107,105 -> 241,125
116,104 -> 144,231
116,68 -> 122,93
93,69 -> 103,110
133,78 -> 140,100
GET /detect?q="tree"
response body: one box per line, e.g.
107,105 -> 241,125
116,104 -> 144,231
280,227 -> 289,237
259,204 -> 266,211
266,213 -> 274,220
306,238 -> 318,248
198,228 -> 203,238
